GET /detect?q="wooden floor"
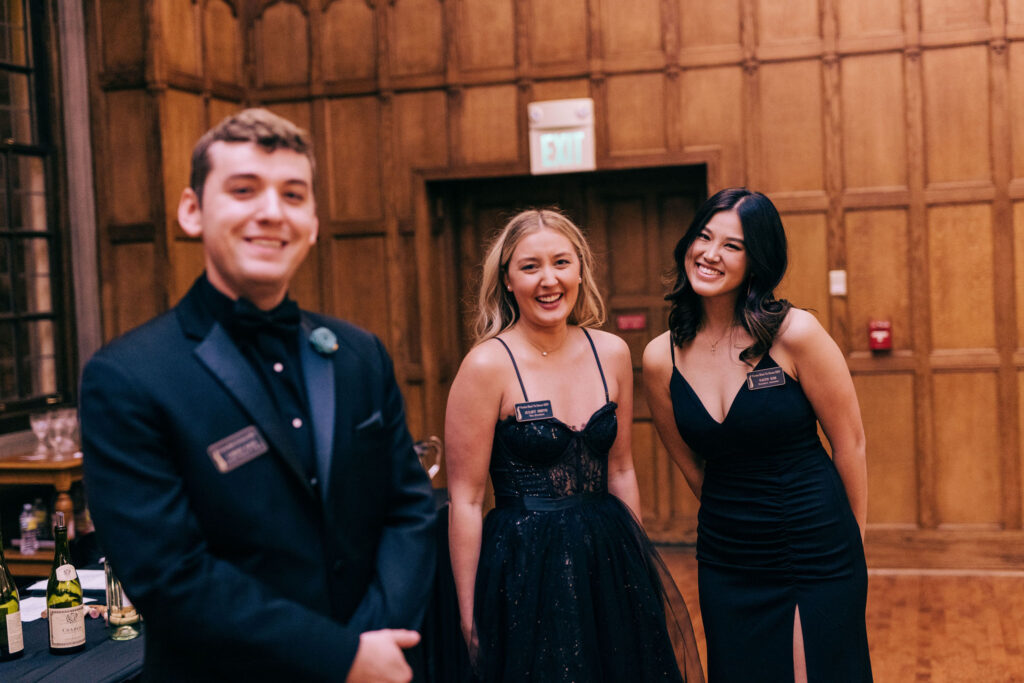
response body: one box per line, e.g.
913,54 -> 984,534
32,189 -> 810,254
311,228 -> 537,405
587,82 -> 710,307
659,546 -> 1024,682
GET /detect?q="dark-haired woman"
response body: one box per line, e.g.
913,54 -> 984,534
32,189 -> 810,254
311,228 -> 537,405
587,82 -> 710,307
643,188 -> 872,682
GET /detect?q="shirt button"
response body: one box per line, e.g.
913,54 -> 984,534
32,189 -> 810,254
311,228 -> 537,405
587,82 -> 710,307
292,417 -> 303,428
310,477 -> 318,487
273,362 -> 284,373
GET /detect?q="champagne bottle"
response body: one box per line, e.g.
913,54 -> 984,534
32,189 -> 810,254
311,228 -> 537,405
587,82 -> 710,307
46,511 -> 84,654
0,530 -> 24,660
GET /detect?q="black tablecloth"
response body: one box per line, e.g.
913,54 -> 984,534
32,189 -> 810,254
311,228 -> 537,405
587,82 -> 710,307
0,589 -> 144,682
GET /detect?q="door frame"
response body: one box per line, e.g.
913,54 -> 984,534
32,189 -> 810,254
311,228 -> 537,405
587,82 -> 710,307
409,148 -> 722,444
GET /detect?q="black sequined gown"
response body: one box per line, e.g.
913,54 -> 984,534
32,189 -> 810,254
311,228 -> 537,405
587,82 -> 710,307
670,349 -> 872,682
472,330 -> 703,683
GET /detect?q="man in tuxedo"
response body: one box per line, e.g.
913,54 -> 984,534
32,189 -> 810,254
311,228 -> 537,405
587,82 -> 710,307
80,109 -> 436,682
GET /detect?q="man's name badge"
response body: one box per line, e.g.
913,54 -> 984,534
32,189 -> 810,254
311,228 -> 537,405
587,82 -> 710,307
747,367 -> 785,391
208,425 -> 269,473
514,400 -> 554,422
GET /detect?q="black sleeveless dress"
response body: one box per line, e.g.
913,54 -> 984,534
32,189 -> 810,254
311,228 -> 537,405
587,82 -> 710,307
472,330 -> 704,682
670,349 -> 872,682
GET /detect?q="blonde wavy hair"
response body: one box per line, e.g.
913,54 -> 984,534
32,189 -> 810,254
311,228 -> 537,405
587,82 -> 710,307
474,208 -> 606,344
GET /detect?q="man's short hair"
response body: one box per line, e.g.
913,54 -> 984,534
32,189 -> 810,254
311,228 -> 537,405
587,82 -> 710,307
189,108 -> 316,205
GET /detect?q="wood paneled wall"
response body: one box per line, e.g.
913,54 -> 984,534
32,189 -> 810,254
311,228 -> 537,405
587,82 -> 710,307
84,0 -> 1024,567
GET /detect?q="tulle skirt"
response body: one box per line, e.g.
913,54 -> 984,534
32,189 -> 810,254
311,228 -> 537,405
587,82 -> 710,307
472,492 -> 704,683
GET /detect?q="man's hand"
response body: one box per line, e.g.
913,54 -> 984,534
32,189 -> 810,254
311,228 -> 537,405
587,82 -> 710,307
346,629 -> 420,683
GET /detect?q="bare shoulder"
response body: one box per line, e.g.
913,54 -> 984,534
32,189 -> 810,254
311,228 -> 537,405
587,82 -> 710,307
776,308 -> 830,351
584,327 -> 629,357
582,327 -> 631,373
642,330 -> 673,376
455,337 -> 513,383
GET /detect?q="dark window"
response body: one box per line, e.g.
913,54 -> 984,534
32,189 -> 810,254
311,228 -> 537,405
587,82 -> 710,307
0,0 -> 72,430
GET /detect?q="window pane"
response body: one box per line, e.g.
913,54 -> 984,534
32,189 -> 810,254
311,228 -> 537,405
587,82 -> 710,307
0,0 -> 27,66
0,70 -> 32,143
0,238 -> 10,312
0,154 -> 7,230
12,154 -> 43,231
0,322 -> 14,399
23,318 -> 55,397
12,236 -> 49,314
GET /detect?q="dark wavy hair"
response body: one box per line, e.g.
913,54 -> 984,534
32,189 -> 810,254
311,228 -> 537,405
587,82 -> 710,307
666,187 -> 792,365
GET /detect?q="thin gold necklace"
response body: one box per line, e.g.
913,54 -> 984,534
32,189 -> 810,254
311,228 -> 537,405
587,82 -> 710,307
523,330 -> 570,357
706,326 -> 732,354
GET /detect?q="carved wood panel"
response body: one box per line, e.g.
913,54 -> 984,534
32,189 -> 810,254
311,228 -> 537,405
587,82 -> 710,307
856,373 -> 918,525
922,47 -> 991,186
388,0 -> 444,78
457,0 -> 515,72
457,85 -> 519,165
678,0 -> 740,50
322,0 -> 376,82
758,60 -> 824,192
204,0 -> 243,85
255,2 -> 310,86
325,97 -> 382,222
159,0 -> 202,77
841,53 -> 907,190
928,204 -> 995,350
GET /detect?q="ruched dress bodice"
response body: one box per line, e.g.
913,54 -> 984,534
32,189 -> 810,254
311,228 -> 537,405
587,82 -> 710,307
671,350 -> 871,682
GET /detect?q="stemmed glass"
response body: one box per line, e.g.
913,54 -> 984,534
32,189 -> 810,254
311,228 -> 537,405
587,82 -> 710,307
28,412 -> 51,460
414,436 -> 443,480
49,409 -> 79,460
104,558 -> 140,641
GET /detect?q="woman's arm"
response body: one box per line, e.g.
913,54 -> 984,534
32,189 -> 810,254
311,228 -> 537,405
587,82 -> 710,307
445,344 -> 503,645
601,333 -> 643,522
778,309 -> 868,539
642,332 -> 705,499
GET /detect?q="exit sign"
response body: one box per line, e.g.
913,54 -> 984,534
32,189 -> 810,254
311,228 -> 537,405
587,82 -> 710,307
528,98 -> 596,175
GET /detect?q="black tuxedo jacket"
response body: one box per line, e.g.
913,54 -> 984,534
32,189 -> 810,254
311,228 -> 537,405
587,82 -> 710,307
80,277 -> 436,681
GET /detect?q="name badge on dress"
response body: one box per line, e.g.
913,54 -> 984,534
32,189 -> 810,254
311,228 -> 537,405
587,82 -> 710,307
207,425 -> 269,473
514,400 -> 554,422
746,367 -> 786,391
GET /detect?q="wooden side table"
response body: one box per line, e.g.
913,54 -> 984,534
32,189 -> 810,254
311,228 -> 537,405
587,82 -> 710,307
0,451 -> 83,576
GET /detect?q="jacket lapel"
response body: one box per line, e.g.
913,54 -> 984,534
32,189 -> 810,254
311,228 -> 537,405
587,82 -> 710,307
299,319 -> 336,499
193,322 -> 315,499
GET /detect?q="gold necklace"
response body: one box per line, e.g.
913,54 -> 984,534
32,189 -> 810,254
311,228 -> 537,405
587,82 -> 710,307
523,331 -> 570,357
706,326 -> 731,354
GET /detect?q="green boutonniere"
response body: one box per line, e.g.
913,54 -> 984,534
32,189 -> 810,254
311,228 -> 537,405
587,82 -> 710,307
309,327 -> 339,355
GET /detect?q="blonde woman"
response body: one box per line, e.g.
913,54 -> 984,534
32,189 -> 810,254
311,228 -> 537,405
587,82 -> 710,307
445,209 -> 703,682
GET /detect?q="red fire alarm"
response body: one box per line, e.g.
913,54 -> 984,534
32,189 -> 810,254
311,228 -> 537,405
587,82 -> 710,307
868,320 -> 892,351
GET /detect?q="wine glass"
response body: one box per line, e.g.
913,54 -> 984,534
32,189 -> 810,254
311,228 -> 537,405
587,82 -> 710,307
49,409 -> 78,460
414,436 -> 443,480
59,409 -> 79,457
104,558 -> 140,641
28,412 -> 51,460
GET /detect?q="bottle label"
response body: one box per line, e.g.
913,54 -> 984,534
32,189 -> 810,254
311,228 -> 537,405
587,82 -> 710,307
55,564 -> 77,582
4,611 -> 23,653
48,605 -> 85,647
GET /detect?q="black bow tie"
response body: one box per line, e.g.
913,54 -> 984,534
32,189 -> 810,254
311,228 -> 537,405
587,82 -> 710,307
229,297 -> 301,339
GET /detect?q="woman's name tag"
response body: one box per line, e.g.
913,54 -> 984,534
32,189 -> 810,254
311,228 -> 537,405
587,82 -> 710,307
515,400 -> 554,422
746,367 -> 785,390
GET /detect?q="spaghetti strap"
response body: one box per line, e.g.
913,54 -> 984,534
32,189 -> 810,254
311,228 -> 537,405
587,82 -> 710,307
494,337 -> 529,402
581,329 -> 610,403
669,335 -> 678,369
